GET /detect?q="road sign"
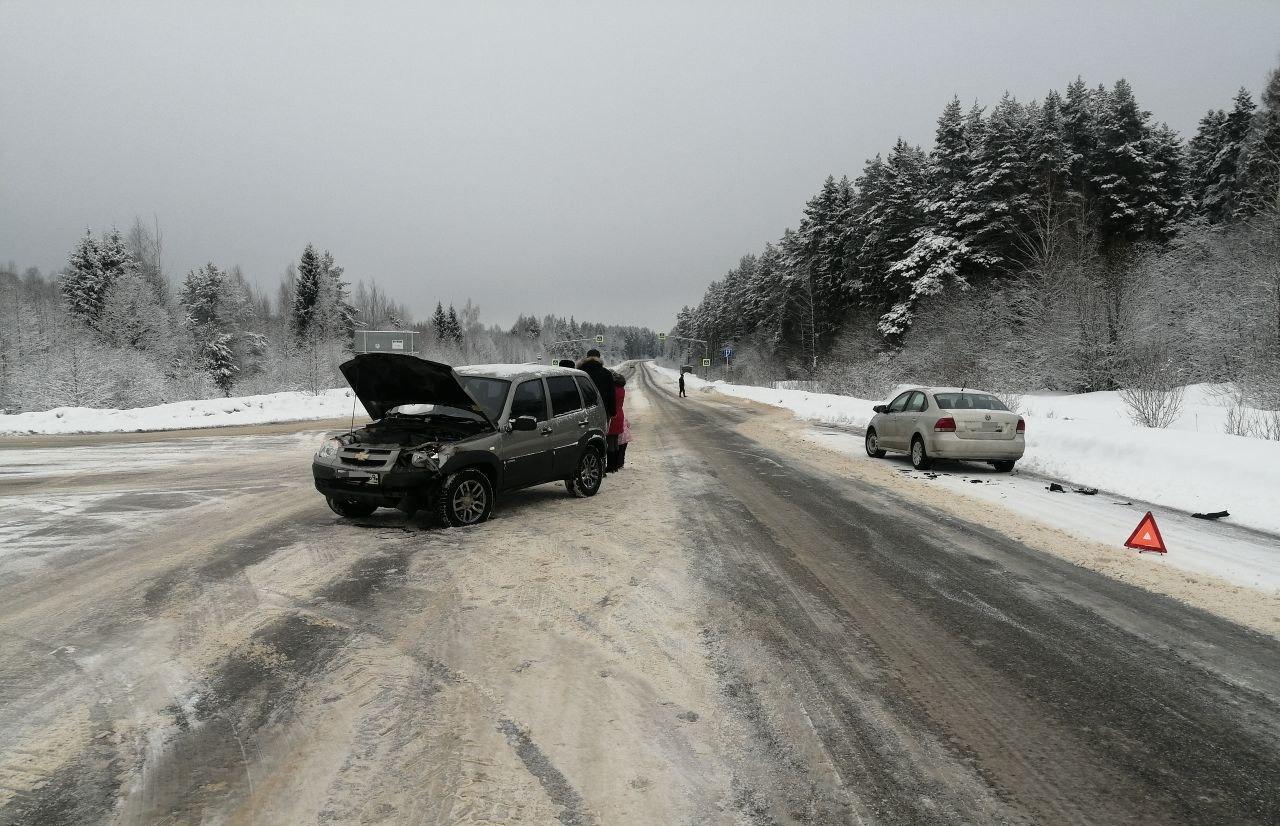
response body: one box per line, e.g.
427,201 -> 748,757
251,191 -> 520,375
1124,511 -> 1167,553
701,358 -> 711,367
722,346 -> 735,359
658,332 -> 667,341
595,334 -> 604,343
354,330 -> 420,354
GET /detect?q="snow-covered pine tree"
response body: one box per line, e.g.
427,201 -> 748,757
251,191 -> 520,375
60,231 -> 103,328
1090,79 -> 1180,248
446,305 -> 463,343
291,244 -> 322,340
850,140 -> 929,338
202,332 -> 239,396
59,228 -> 140,333
1187,108 -> 1228,215
1061,77 -> 1101,201
1199,89 -> 1255,221
317,250 -> 355,341
957,93 -> 1034,274
432,302 -> 448,341
1239,65 -> 1280,215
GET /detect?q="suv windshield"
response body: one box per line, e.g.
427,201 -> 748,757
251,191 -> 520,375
932,392 -> 1009,411
460,376 -> 511,422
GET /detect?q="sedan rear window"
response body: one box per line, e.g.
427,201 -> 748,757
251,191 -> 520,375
933,392 -> 1009,411
547,375 -> 583,416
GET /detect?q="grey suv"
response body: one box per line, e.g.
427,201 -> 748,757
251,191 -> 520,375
313,354 -> 609,526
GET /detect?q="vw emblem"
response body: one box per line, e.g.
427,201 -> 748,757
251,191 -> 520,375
984,414 -> 991,421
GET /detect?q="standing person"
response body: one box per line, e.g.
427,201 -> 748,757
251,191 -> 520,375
617,406 -> 631,469
577,349 -> 617,421
678,369 -> 686,398
606,371 -> 626,472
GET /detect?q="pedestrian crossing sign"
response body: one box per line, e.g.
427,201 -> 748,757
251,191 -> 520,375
701,358 -> 711,367
595,334 -> 604,343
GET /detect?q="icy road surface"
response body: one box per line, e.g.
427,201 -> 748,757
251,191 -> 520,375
0,366 -> 1278,825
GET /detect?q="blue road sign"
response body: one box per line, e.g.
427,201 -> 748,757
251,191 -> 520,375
722,346 -> 735,359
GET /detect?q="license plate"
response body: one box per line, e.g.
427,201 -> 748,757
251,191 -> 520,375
979,422 -> 1002,432
338,470 -> 379,485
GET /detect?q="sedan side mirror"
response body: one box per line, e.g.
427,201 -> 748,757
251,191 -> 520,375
873,404 -> 889,414
510,415 -> 539,432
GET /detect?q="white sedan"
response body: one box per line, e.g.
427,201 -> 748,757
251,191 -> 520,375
864,387 -> 1025,471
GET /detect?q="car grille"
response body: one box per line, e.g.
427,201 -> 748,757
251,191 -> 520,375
338,447 -> 397,469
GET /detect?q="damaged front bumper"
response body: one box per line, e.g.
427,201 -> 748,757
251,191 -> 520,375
312,460 -> 443,515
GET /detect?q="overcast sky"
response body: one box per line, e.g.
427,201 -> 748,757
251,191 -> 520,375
3,1 -> 1279,330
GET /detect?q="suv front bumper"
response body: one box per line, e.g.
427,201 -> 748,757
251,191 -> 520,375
312,460 -> 442,513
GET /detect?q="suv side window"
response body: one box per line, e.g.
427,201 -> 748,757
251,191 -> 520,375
547,375 -> 583,416
907,391 -> 928,412
575,376 -> 600,407
888,392 -> 912,413
510,379 -> 549,421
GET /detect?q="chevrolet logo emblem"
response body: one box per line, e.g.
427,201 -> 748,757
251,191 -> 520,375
354,450 -> 370,461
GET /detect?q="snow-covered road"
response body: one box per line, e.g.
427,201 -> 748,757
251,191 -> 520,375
0,368 -> 1278,825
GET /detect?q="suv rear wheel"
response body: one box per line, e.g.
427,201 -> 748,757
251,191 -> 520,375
992,460 -> 1016,472
327,497 -> 378,518
436,469 -> 494,527
566,446 -> 604,498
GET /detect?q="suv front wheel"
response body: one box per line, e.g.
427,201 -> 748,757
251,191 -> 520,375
566,446 -> 604,498
436,469 -> 495,527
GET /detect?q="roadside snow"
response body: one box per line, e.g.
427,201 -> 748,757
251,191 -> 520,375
0,389 -> 357,435
652,365 -> 1280,537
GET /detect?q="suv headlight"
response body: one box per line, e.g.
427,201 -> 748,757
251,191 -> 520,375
316,437 -> 342,459
409,444 -> 456,471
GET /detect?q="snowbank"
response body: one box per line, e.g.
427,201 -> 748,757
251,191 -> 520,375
652,366 -> 1280,536
0,389 -> 358,435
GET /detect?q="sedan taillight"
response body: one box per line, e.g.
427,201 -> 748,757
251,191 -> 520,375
1016,418 -> 1026,433
934,416 -> 956,432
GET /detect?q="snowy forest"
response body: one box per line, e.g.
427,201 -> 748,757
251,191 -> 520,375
671,64 -> 1280,431
0,228 -> 659,412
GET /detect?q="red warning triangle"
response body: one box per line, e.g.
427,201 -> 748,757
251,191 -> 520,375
1124,511 -> 1167,553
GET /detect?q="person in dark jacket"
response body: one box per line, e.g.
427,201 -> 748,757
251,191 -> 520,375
678,370 -> 686,398
577,349 -> 617,419
558,359 -> 576,368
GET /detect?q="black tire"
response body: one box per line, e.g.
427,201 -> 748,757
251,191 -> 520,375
566,445 -> 604,498
865,427 -> 887,458
910,436 -> 933,470
435,469 -> 495,527
327,496 -> 378,518
992,460 -> 1016,473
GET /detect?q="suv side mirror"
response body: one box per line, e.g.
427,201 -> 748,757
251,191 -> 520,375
873,404 -> 889,414
510,415 -> 538,432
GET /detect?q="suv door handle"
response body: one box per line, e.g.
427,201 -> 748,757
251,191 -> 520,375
577,419 -> 589,428
540,426 -> 553,436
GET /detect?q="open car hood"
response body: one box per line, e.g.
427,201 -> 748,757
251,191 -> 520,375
338,353 -> 496,429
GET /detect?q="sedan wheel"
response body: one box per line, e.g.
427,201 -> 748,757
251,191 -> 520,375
910,436 -> 933,470
865,428 -> 886,458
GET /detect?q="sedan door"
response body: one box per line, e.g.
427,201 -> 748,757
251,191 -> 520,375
546,375 -> 589,478
500,378 -> 556,490
881,391 -> 913,449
